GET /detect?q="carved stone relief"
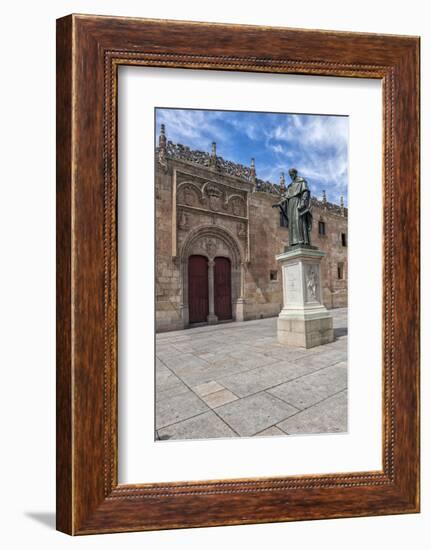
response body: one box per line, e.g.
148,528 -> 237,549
177,183 -> 202,207
229,196 -> 246,217
305,264 -> 320,302
189,235 -> 235,261
184,187 -> 199,206
178,210 -> 189,230
203,237 -> 218,258
177,177 -> 248,222
237,222 -> 246,238
205,184 -> 224,212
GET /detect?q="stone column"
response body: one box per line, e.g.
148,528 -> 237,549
276,246 -> 334,348
235,261 -> 246,322
207,259 -> 218,324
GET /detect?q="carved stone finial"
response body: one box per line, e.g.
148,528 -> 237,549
159,124 -> 167,149
158,124 -> 167,170
210,141 -> 217,169
279,172 -> 286,192
250,157 -> 256,184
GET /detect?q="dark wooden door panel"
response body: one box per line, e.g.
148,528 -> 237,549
188,255 -> 209,323
214,257 -> 232,321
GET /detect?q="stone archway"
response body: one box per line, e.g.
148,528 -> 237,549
179,225 -> 245,327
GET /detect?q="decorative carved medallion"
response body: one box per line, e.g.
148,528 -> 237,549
203,237 -> 218,258
177,183 -> 202,207
205,184 -> 223,212
184,187 -> 198,206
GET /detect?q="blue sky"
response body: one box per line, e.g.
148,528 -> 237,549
156,108 -> 348,205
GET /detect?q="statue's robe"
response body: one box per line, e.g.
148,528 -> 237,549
282,177 -> 313,246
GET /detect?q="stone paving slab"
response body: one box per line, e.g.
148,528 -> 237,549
156,390 -> 209,429
258,347 -> 310,362
277,390 -> 348,435
155,308 -> 348,440
161,352 -> 209,370
156,350 -> 183,364
155,363 -> 182,390
156,380 -> 190,402
165,354 -> 258,387
225,349 -> 278,365
193,381 -> 225,396
255,426 -> 287,437
158,411 -> 237,441
291,351 -> 344,370
218,360 -> 327,398
267,362 -> 347,410
201,389 -> 239,408
215,392 -> 299,437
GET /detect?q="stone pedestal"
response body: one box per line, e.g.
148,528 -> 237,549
276,246 -> 334,348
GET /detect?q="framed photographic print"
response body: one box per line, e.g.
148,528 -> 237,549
56,14 -> 420,534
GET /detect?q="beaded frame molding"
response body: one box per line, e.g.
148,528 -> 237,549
56,14 -> 420,534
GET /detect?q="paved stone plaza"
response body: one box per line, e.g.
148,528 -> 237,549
155,308 -> 347,441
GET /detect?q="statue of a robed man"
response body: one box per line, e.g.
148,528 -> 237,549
273,168 -> 313,247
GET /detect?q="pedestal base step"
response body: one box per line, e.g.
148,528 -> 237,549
277,315 -> 334,349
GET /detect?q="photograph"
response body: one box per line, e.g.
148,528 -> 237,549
155,108 -> 349,441
0,0 -> 424,545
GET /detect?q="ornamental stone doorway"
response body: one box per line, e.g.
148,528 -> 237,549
180,226 -> 244,328
187,255 -> 233,325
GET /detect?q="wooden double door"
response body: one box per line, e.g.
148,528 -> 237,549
213,257 -> 232,321
188,255 -> 232,324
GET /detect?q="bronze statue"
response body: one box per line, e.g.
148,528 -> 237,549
273,168 -> 313,247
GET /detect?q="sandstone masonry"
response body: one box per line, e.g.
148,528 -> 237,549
155,125 -> 348,332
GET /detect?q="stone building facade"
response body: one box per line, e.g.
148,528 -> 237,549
156,125 -> 348,333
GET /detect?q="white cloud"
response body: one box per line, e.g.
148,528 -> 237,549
271,114 -> 348,153
156,109 -> 348,204
156,109 -> 228,151
262,114 -> 348,202
225,117 -> 259,141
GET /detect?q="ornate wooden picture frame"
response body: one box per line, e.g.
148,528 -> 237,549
56,14 -> 420,534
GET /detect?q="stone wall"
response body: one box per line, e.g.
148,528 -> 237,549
155,165 -> 183,332
245,191 -> 348,320
155,134 -> 347,332
245,191 -> 285,320
312,202 -> 348,308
